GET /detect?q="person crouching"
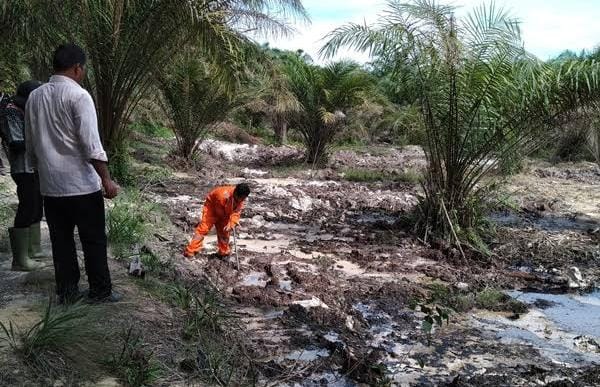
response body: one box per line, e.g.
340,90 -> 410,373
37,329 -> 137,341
184,183 -> 250,258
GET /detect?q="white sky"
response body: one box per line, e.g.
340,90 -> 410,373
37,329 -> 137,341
262,0 -> 600,64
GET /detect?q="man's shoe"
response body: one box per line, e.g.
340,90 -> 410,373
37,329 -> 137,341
88,291 -> 123,303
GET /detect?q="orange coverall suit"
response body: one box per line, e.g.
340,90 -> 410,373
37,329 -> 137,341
185,186 -> 245,257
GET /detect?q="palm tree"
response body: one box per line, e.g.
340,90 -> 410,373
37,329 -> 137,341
7,0 -> 308,169
322,0 -> 600,244
243,58 -> 301,145
159,51 -> 237,159
284,56 -> 375,164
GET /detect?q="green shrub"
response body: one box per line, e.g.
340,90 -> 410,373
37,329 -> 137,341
106,190 -> 154,258
245,124 -> 277,145
475,288 -> 506,310
475,288 -> 527,313
108,140 -> 135,187
130,121 -> 173,139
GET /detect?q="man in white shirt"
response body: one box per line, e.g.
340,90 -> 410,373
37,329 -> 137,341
25,43 -> 122,303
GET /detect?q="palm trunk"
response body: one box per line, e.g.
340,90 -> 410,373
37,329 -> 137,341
272,116 -> 288,145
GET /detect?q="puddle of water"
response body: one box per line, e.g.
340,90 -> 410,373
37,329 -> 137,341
284,348 -> 330,361
510,290 -> 600,337
473,290 -> 600,365
237,236 -> 290,254
278,279 -> 293,291
240,272 -> 268,287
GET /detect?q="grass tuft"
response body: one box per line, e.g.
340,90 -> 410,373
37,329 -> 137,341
106,326 -> 162,387
0,300 -> 105,381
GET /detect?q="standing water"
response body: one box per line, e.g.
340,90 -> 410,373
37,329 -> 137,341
475,290 -> 600,365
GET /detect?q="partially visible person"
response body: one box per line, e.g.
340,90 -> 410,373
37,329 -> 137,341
0,80 -> 46,271
184,183 -> 250,258
0,91 -> 11,176
25,43 -> 121,304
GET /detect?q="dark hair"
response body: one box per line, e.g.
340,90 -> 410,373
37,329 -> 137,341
234,183 -> 250,199
53,43 -> 86,72
14,80 -> 42,109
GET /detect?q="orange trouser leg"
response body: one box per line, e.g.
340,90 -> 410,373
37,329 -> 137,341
216,221 -> 231,256
185,205 -> 215,256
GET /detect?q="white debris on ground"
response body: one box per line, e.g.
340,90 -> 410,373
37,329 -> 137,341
241,168 -> 268,177
198,139 -> 303,164
292,297 -> 330,309
331,145 -> 426,171
198,140 -> 256,162
289,196 -> 315,211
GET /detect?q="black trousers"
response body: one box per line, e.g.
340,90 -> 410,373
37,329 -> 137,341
11,172 -> 43,228
44,191 -> 112,299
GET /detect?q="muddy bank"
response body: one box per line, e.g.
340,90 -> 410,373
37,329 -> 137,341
151,144 -> 600,385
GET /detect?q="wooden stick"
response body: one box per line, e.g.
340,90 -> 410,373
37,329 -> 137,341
233,227 -> 240,271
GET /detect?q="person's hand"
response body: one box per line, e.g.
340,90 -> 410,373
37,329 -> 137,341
183,250 -> 195,259
102,178 -> 120,199
224,223 -> 236,233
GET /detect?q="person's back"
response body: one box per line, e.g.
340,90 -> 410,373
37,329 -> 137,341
26,77 -> 104,197
25,43 -> 121,304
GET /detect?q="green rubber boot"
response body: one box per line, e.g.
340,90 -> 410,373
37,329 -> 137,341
28,222 -> 48,259
9,228 -> 44,271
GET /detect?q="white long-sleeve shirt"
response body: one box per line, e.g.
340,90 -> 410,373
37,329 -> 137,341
25,75 -> 107,197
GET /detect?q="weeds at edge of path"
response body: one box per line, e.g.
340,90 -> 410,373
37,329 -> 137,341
106,326 -> 162,387
0,299 -> 109,383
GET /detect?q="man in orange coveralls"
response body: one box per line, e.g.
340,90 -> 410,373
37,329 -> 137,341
184,183 -> 250,258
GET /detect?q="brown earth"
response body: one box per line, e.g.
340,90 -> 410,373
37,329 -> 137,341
1,141 -> 599,386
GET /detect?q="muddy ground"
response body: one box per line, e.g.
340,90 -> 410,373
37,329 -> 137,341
1,138 -> 600,386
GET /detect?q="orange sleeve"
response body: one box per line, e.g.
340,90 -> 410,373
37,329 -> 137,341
228,200 -> 245,227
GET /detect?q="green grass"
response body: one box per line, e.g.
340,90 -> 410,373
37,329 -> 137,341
0,300 -> 106,381
106,326 -> 162,387
343,168 -> 423,184
106,189 -> 156,259
133,165 -> 172,190
475,288 -> 507,309
245,125 -> 277,145
422,282 -> 527,314
183,291 -> 227,340
427,282 -> 451,303
139,251 -> 171,275
475,288 -> 528,313
167,283 -> 194,310
130,121 -> 173,139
